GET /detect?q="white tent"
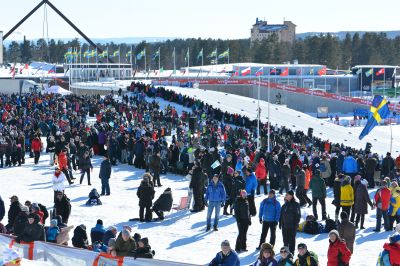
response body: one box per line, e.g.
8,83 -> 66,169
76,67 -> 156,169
45,85 -> 72,95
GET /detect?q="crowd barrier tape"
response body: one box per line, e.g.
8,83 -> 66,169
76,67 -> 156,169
151,78 -> 400,112
0,234 -> 195,266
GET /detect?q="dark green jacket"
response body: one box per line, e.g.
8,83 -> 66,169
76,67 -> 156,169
309,175 -> 327,199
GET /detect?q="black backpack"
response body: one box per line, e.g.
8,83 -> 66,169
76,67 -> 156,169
304,215 -> 320,235
324,218 -> 338,233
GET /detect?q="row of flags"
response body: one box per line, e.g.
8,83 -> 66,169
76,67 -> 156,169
64,47 -> 230,63
356,68 -> 388,77
236,67 -> 328,77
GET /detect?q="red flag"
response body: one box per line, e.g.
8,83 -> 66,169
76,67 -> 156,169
255,67 -> 263,76
376,68 -> 385,76
318,67 -> 327,76
241,67 -> 251,76
280,67 -> 289,76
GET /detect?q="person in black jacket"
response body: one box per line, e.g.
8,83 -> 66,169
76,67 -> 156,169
189,162 -> 206,212
79,151 -> 93,185
0,195 -> 5,222
137,177 -> 155,222
99,154 -> 112,195
135,237 -> 155,259
234,190 -> 251,253
149,151 -> 162,187
46,135 -> 56,166
72,224 -> 89,249
152,188 -> 173,220
17,213 -> 45,243
53,191 -> 71,224
13,205 -> 30,238
6,195 -> 22,232
222,167 -> 235,215
279,190 -> 301,255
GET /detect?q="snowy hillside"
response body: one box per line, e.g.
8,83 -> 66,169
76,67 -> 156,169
0,87 -> 395,265
164,86 -> 400,157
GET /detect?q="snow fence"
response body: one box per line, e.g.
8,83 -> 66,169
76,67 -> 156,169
0,234 -> 194,266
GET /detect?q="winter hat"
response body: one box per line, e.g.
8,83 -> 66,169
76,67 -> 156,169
133,233 -> 142,243
280,246 -> 290,254
340,211 -> 349,220
329,230 -> 340,238
269,189 -> 276,195
354,175 -> 362,182
2,248 -> 21,264
226,154 -> 232,159
97,219 -> 103,225
31,202 -> 39,210
260,242 -> 275,257
286,190 -> 295,197
297,243 -> 307,249
240,190 -> 247,197
28,213 -> 36,219
122,229 -> 131,238
360,179 -> 368,187
108,238 -> 116,248
389,233 -> 400,244
138,237 -> 149,246
227,167 -> 234,175
21,205 -> 29,213
50,219 -> 58,226
221,240 -> 230,247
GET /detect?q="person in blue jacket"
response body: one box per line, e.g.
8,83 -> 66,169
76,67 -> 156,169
245,167 -> 258,216
205,174 -> 226,232
209,240 -> 240,266
342,153 -> 358,178
90,219 -> 106,244
257,189 -> 281,249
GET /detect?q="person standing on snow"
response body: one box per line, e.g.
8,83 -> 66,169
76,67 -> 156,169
257,189 -> 281,249
354,179 -> 374,229
99,154 -> 112,195
373,180 -> 391,232
280,190 -> 301,255
255,158 -> 268,195
309,169 -> 327,220
234,190 -> 251,252
205,174 -> 226,232
244,167 -> 257,216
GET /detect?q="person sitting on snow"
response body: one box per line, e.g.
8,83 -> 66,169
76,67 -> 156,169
46,219 -> 60,243
85,188 -> 102,206
134,237 -> 155,259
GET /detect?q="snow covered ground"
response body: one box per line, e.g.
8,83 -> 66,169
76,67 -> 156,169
0,87 -> 396,265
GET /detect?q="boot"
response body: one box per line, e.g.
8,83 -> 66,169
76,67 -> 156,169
223,205 -> 229,215
213,225 -> 218,231
206,225 -> 211,232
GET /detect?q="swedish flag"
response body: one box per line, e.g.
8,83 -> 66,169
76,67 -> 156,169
358,95 -> 390,140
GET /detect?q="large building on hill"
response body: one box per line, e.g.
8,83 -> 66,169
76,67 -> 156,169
251,18 -> 296,44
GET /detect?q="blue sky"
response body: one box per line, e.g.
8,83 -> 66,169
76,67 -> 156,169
1,0 -> 399,40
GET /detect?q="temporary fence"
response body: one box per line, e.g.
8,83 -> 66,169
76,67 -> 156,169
0,234 -> 195,266
151,78 -> 400,113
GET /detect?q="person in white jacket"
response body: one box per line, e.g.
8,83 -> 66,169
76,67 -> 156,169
52,168 -> 66,202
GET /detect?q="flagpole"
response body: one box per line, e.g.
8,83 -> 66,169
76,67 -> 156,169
268,70 -> 271,152
119,46 -> 121,80
384,68 -> 386,96
144,49 -> 147,79
257,73 -> 260,150
173,47 -> 176,78
96,47 -> 98,82
201,48 -> 204,79
187,48 -> 190,81
372,68 -> 374,96
360,67 -> 363,97
215,48 -> 218,74
130,45 -> 133,74
158,47 -> 161,80
228,48 -> 230,65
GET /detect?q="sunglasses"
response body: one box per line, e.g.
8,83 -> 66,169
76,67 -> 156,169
280,250 -> 287,253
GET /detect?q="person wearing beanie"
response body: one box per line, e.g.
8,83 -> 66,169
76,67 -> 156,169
72,224 -> 89,249
350,174 -> 362,223
114,228 -> 137,257
257,189 -> 281,249
338,211 -> 356,253
209,240 -> 240,266
99,153 -> 112,195
277,246 -> 294,266
340,176 -> 354,221
135,237 -> 155,259
354,179 -> 374,229
152,187 -> 173,220
17,213 -> 45,243
373,180 -> 391,232
279,158 -> 291,194
279,190 -> 301,255
222,166 -> 236,216
46,219 -> 60,243
255,158 -> 268,195
102,226 -> 118,248
91,219 -> 106,244
333,174 -> 344,221
137,176 -> 155,222
378,232 -> 400,265
234,189 -> 251,252
295,243 -> 318,266
309,169 -> 327,220
252,242 -> 277,266
327,230 -> 351,266
2,248 -> 21,266
244,167 -> 258,216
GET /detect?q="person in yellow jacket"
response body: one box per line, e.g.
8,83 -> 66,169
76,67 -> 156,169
340,176 -> 354,218
388,187 -> 400,230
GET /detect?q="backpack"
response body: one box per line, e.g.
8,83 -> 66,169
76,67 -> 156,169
320,163 -> 327,172
304,219 -> 320,235
308,251 -> 319,265
324,218 -> 338,233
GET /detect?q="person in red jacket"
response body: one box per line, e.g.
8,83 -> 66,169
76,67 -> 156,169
255,158 -> 268,195
31,135 -> 42,164
327,230 -> 351,266
374,180 -> 392,232
58,149 -> 73,185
